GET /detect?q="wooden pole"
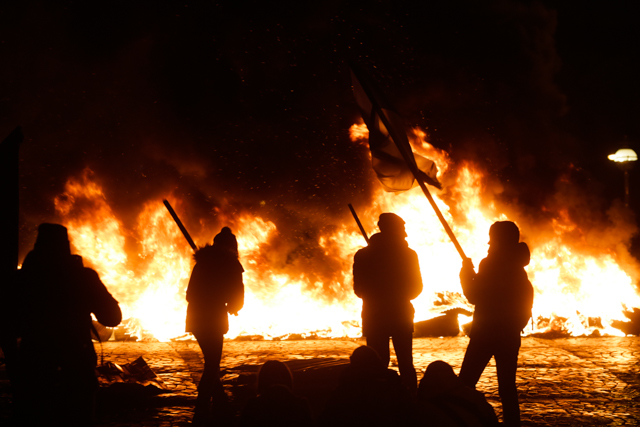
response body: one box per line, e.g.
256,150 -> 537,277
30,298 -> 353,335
163,200 -> 197,252
348,203 -> 370,244
373,105 -> 468,260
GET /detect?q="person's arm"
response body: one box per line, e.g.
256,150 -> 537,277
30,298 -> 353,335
460,258 -> 479,304
352,250 -> 366,299
86,268 -> 122,327
406,250 -> 423,300
226,261 -> 244,315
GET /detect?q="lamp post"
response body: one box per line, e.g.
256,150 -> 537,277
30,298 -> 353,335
608,147 -> 638,207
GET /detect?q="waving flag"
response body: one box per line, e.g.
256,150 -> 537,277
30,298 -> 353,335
350,66 -> 441,192
349,65 -> 468,260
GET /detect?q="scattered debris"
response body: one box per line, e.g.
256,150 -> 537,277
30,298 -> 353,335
414,308 -> 472,337
96,356 -> 167,391
612,307 -> 640,336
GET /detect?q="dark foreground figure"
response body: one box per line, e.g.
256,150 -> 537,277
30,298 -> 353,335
14,223 -> 122,426
353,213 -> 423,393
418,360 -> 499,426
185,226 -> 244,425
320,345 -> 414,427
241,360 -> 312,426
459,221 -> 533,427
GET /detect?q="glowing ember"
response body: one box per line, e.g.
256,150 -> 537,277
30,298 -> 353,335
48,125 -> 640,341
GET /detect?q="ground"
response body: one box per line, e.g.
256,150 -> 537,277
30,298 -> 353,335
2,337 -> 640,426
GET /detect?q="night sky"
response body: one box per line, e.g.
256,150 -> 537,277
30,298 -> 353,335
2,1 -> 640,260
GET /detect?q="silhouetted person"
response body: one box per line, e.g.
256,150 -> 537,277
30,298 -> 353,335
320,345 -> 414,427
16,223 -> 122,426
417,360 -> 499,426
352,213 -> 423,393
241,360 -> 312,426
185,226 -> 244,425
459,221 -> 533,427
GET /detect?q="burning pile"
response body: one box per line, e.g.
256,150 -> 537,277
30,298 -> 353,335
48,125 -> 640,341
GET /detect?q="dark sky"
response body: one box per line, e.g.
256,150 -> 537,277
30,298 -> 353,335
2,1 -> 639,257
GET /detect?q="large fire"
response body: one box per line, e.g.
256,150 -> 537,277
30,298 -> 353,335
46,125 -> 640,341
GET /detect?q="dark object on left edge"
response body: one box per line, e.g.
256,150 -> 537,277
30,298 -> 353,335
0,127 -> 22,425
14,223 -> 122,427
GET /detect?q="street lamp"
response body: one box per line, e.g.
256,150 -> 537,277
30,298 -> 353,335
608,146 -> 638,207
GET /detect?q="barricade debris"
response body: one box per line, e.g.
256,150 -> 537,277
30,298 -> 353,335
612,307 -> 640,336
414,308 -> 472,337
96,356 -> 168,391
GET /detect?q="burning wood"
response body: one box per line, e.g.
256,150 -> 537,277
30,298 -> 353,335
46,124 -> 640,342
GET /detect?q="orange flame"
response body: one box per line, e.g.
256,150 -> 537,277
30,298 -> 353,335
49,124 -> 640,340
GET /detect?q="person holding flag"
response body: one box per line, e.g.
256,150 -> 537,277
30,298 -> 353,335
458,221 -> 533,427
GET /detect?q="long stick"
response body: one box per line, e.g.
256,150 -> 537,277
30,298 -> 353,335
376,111 -> 467,259
348,203 -> 370,244
163,200 -> 197,251
414,178 -> 467,259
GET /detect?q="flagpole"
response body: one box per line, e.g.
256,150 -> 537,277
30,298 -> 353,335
414,178 -> 467,260
350,66 -> 468,260
379,112 -> 468,260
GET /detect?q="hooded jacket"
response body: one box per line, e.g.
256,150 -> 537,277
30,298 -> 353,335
460,242 -> 533,338
353,232 -> 423,336
185,244 -> 244,335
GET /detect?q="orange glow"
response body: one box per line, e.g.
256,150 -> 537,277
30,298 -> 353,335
349,123 -> 369,142
50,123 -> 640,340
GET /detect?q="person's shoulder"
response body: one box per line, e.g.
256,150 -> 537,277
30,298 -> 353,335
405,245 -> 419,257
354,235 -> 379,258
78,266 -> 103,285
194,245 -> 217,263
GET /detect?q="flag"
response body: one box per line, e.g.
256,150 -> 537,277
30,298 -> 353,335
351,66 -> 441,192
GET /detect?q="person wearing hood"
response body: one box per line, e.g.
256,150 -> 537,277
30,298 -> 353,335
16,223 -> 122,426
458,221 -> 533,427
186,226 -> 245,425
352,213 -> 423,393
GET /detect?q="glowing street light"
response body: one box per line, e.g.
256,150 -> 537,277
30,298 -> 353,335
608,147 -> 637,207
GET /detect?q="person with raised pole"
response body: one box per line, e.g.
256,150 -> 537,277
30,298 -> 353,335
458,221 -> 533,427
352,212 -> 423,394
186,226 -> 245,425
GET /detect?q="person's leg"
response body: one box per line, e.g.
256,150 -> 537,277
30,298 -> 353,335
458,336 -> 494,389
366,334 -> 391,367
494,335 -> 521,427
391,331 -> 417,393
193,332 -> 224,423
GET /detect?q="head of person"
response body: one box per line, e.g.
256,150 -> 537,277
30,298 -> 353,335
213,226 -> 238,256
488,221 -> 520,250
418,360 -> 461,400
257,360 -> 294,395
33,223 -> 71,258
378,213 -> 407,239
349,345 -> 385,376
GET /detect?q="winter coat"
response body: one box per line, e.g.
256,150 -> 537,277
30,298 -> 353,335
353,232 -> 423,336
185,245 -> 244,336
460,242 -> 533,339
17,251 -> 122,375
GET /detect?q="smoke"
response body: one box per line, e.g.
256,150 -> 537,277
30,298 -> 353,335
4,1 -> 638,292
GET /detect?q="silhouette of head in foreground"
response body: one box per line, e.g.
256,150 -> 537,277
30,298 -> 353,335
257,360 -> 294,395
377,212 -> 408,238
